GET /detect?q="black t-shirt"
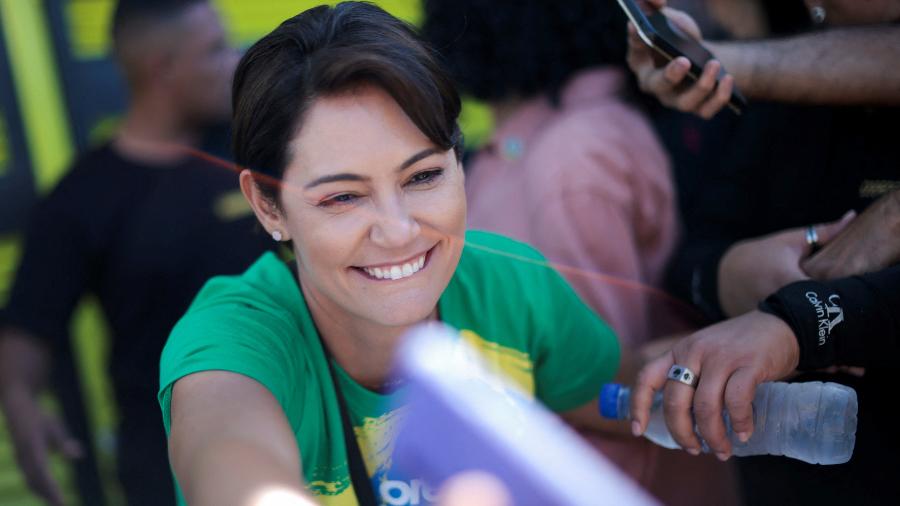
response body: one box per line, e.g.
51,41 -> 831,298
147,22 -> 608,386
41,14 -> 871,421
1,143 -> 273,408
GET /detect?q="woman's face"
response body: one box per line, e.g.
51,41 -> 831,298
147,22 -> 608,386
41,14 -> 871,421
276,86 -> 466,329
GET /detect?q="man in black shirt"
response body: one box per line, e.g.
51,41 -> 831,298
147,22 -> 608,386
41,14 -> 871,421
0,1 -> 272,505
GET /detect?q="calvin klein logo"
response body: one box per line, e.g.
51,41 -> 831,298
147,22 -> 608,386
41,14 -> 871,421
805,291 -> 844,346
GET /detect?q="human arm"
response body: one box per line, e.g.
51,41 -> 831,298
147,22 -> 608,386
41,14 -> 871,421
802,190 -> 900,280
169,370 -> 311,506
630,264 -> 900,459
0,329 -> 82,506
707,25 -> 900,106
628,1 -> 900,117
0,178 -> 95,505
716,214 -> 852,317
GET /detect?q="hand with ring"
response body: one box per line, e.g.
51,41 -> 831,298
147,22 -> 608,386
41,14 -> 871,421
630,310 -> 800,460
717,214 -> 856,317
803,190 -> 900,280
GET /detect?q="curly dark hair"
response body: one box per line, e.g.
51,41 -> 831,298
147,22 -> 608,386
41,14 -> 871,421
421,0 -> 629,103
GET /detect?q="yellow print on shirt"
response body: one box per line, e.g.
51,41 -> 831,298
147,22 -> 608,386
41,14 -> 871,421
460,329 -> 535,397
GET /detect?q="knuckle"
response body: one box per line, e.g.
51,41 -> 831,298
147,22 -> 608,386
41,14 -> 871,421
724,386 -> 749,406
675,97 -> 698,113
693,399 -> 718,419
663,396 -> 685,413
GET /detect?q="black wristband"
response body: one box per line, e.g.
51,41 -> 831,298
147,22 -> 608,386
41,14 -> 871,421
758,280 -> 846,371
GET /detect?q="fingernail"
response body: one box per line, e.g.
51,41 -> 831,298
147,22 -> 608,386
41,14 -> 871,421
686,447 -> 701,456
631,421 -> 642,437
716,452 -> 731,462
737,431 -> 750,443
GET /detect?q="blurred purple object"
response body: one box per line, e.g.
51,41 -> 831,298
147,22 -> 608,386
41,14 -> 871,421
392,323 -> 658,506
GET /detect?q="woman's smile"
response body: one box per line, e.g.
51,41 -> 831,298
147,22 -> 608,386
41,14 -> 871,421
355,245 -> 435,281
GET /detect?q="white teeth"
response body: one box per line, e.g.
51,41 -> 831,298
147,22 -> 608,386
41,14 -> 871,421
361,253 -> 427,280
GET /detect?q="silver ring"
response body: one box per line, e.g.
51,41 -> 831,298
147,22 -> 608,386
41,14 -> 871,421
667,364 -> 699,388
805,225 -> 820,252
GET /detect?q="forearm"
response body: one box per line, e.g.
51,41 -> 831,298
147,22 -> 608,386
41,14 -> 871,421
709,25 -> 900,105
176,439 -> 311,506
0,328 -> 51,398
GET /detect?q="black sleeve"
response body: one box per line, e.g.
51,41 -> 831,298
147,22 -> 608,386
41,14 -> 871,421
658,110 -> 771,324
665,240 -> 731,322
0,183 -> 94,345
758,265 -> 900,370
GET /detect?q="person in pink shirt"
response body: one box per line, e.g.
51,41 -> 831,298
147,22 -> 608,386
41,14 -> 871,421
423,1 -> 737,504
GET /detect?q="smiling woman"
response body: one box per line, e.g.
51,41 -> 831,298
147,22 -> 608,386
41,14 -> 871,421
157,3 -> 624,506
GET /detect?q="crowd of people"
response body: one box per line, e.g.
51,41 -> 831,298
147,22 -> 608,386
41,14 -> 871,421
0,0 -> 897,505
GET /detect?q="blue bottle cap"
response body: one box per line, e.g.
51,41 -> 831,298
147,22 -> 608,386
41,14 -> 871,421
599,383 -> 622,420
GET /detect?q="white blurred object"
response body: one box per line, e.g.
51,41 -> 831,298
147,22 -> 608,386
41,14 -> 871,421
392,322 -> 658,506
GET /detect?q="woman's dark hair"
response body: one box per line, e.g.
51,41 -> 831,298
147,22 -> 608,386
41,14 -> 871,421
232,1 -> 462,201
421,0 -> 629,103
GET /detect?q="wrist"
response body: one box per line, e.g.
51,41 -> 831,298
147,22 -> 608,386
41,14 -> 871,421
759,310 -> 801,371
758,281 -> 844,370
707,41 -> 748,94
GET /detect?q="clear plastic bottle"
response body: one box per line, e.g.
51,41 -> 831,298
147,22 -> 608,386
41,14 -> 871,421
599,381 -> 858,465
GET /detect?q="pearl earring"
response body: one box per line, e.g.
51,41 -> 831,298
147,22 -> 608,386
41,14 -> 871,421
810,5 -> 826,24
272,230 -> 283,242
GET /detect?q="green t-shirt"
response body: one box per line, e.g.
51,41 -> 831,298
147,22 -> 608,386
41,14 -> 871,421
159,230 -> 619,505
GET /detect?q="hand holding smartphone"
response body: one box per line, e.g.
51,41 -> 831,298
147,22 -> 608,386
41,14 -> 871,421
619,0 -> 747,115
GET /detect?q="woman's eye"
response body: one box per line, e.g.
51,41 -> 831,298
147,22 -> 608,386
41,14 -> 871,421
319,193 -> 359,207
407,169 -> 444,186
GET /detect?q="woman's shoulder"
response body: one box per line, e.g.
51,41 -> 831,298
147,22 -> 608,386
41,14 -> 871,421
158,252 -> 319,429
160,252 -> 310,387
455,230 -> 565,299
462,230 -> 546,262
458,230 -> 549,281
184,251 -> 295,312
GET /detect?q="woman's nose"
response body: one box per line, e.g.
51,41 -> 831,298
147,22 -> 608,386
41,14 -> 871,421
370,199 -> 421,248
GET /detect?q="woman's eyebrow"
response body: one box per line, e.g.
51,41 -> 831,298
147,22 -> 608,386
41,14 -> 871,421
304,173 -> 369,189
396,147 -> 441,172
303,148 -> 442,189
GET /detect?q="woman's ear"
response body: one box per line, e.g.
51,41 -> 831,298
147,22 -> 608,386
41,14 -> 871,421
239,169 -> 290,241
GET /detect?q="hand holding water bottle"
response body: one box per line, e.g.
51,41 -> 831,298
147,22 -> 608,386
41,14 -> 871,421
631,310 -> 801,461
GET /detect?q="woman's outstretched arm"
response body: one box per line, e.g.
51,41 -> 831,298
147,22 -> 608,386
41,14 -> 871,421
169,370 -> 312,506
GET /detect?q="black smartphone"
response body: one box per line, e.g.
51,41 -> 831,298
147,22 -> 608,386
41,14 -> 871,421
618,0 -> 747,114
